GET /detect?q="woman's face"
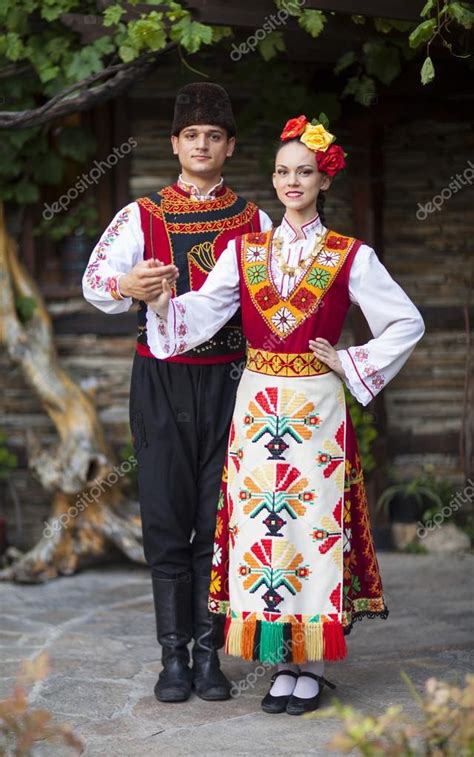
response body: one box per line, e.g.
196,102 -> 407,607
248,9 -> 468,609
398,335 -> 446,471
272,140 -> 331,213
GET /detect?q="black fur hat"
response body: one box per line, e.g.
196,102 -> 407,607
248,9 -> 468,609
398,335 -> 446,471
171,82 -> 236,137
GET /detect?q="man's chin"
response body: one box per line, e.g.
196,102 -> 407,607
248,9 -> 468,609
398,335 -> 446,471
187,162 -> 216,174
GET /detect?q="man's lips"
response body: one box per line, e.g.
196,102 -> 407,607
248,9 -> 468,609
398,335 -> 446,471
193,155 -> 211,160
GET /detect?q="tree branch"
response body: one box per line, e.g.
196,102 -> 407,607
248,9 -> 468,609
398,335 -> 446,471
0,47 -> 175,129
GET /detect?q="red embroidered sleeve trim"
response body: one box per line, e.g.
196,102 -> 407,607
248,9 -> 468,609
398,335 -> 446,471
345,349 -> 375,400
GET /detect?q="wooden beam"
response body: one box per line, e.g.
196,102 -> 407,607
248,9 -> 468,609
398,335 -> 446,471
185,0 -> 424,26
304,0 -> 424,20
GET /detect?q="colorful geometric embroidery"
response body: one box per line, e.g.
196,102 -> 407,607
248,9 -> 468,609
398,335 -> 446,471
85,206 -> 132,293
311,499 -> 343,566
244,387 -> 320,459
346,347 -> 387,397
246,348 -> 331,378
239,538 -> 311,613
316,422 -> 346,485
240,463 -> 315,535
241,229 -> 355,339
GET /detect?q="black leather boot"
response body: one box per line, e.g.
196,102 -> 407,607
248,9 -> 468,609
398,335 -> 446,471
152,574 -> 193,703
192,574 -> 231,701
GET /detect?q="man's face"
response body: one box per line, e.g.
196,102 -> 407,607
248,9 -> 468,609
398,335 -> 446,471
171,125 -> 235,177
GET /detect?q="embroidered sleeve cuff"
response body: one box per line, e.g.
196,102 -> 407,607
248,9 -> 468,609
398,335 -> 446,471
146,299 -> 190,358
338,349 -> 374,406
146,302 -> 175,358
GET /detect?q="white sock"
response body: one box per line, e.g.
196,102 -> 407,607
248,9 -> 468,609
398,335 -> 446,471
293,661 -> 325,699
269,663 -> 298,696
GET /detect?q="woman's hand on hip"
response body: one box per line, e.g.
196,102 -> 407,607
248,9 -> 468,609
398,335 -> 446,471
309,338 -> 345,379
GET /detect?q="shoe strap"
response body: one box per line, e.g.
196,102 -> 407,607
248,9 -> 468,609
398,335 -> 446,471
270,669 -> 298,683
298,672 -> 336,689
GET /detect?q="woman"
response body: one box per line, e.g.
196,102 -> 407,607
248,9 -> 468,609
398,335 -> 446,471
146,115 -> 425,715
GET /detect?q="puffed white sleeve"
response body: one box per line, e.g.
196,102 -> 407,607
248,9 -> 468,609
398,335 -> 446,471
146,239 -> 241,358
82,203 -> 144,314
258,210 -> 273,232
337,245 -> 425,406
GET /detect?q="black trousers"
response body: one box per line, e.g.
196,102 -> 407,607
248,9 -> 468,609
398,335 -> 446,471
130,354 -> 240,579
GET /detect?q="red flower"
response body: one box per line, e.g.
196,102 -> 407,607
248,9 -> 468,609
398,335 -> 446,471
255,285 -> 279,311
316,144 -> 346,176
326,234 -> 349,250
289,287 -> 317,312
296,567 -> 310,578
280,115 -> 308,141
246,232 -> 268,245
312,529 -> 327,540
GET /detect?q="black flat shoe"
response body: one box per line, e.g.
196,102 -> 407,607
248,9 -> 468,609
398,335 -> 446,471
286,672 -> 336,716
261,670 -> 298,714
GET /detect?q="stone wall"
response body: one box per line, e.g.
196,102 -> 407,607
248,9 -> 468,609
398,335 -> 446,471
1,71 -> 471,551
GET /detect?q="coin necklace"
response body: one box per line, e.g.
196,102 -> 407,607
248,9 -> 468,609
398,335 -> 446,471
271,230 -> 327,277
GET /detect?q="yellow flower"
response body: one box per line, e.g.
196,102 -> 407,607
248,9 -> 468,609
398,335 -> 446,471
300,123 -> 335,153
210,570 -> 221,594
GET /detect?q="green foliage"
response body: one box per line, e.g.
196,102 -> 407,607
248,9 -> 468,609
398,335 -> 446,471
34,197 -> 99,241
409,1 -> 473,85
363,40 -> 401,85
376,466 -> 446,515
15,295 -> 37,324
409,18 -> 437,47
0,0 -> 472,211
342,74 -> 377,106
344,390 -> 378,475
315,673 -> 474,756
0,0 -> 230,205
421,54 -> 435,84
297,10 -> 326,38
258,31 -> 285,61
0,432 -> 17,480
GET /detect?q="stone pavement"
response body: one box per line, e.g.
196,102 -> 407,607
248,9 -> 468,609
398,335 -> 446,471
1,553 -> 473,756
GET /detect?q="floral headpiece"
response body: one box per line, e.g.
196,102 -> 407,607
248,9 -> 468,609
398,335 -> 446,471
280,114 -> 346,177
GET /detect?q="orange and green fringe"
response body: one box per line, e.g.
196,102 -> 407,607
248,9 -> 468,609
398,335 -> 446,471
224,615 -> 347,663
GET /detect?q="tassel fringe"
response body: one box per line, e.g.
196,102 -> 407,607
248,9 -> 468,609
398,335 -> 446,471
224,617 -> 347,663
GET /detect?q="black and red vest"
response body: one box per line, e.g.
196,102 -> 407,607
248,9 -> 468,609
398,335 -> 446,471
136,183 -> 262,363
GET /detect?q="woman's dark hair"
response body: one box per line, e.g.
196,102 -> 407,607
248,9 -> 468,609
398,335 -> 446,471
275,138 -> 328,226
316,191 -> 326,226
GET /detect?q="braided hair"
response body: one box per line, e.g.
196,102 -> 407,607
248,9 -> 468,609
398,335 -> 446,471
316,191 -> 327,226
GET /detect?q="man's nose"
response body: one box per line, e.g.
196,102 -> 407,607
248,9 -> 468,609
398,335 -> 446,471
195,136 -> 208,150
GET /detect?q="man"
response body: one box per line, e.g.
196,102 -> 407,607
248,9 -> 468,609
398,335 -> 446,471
83,82 -> 272,703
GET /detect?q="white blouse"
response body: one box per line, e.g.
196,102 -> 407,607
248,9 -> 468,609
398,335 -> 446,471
146,215 -> 425,406
82,201 -> 272,313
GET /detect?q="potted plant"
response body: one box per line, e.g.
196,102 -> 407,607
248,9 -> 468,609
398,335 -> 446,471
376,467 -> 444,524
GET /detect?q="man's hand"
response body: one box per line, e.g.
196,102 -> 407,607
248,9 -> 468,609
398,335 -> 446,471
148,279 -> 172,320
119,259 -> 179,301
